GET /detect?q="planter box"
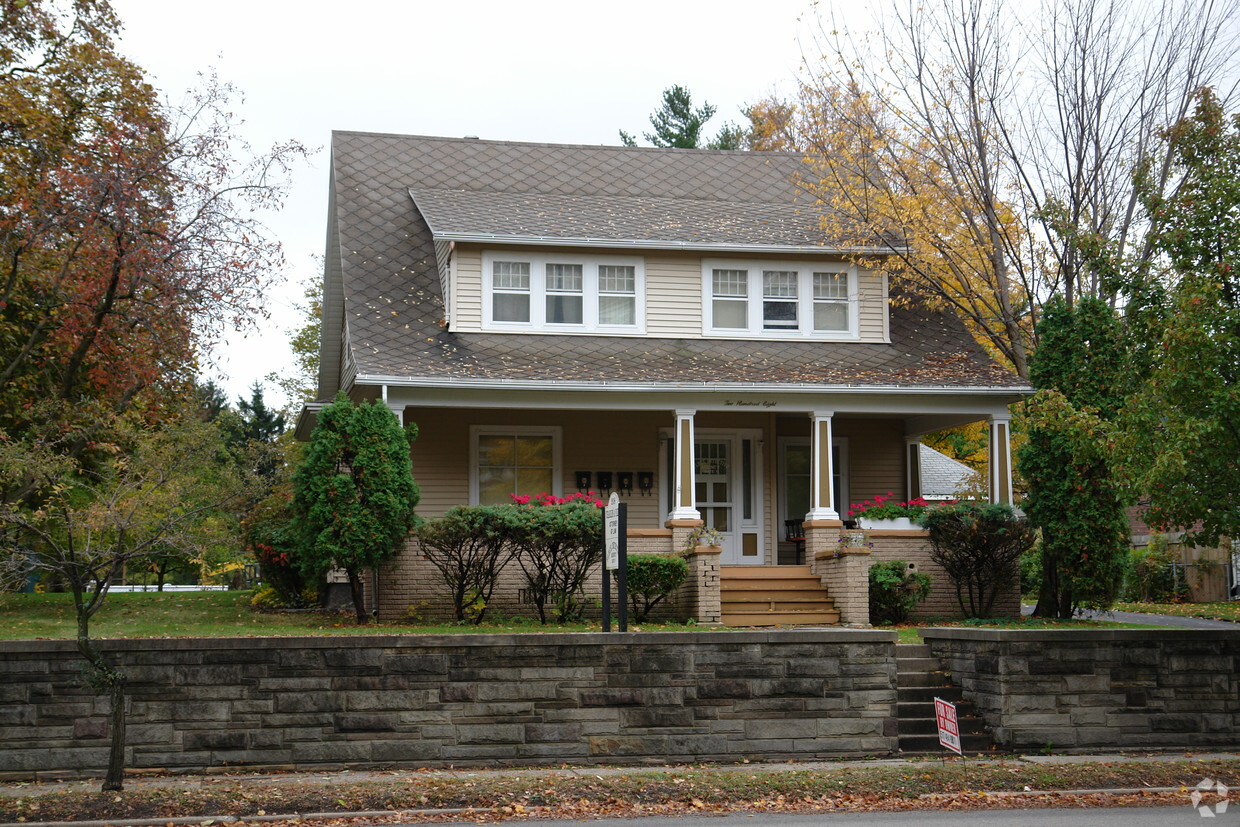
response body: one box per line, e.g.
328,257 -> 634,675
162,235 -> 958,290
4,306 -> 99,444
859,517 -> 917,530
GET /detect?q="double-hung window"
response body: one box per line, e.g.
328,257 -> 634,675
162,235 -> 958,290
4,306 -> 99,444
471,426 -> 562,505
483,252 -> 644,333
703,260 -> 857,338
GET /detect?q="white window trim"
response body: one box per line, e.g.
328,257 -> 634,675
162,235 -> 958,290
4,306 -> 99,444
701,259 -> 859,340
482,251 -> 646,334
469,425 -> 563,505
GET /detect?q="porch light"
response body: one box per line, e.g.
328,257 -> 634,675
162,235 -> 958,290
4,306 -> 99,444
575,471 -> 592,492
596,471 -> 613,493
637,471 -> 654,496
617,471 -> 634,495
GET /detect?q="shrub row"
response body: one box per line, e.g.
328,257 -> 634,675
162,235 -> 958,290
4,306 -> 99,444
417,497 -> 686,624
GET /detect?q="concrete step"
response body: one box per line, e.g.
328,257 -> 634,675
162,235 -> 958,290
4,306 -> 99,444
896,670 -> 956,688
893,656 -> 940,672
898,732 -> 995,754
898,685 -> 965,703
894,643 -> 931,657
897,700 -> 982,719
898,715 -> 988,735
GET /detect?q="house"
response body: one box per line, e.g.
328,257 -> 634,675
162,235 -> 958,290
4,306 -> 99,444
299,132 -> 1032,625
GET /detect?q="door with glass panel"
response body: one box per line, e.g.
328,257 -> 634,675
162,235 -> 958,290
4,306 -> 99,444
695,437 -> 763,565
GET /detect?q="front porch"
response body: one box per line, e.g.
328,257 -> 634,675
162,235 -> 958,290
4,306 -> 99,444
374,393 -> 1019,626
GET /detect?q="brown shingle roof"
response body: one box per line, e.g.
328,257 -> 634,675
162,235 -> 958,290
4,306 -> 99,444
325,132 -> 1027,395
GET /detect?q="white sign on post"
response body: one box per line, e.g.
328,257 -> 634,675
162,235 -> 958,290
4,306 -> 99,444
934,697 -> 963,755
604,492 -> 620,571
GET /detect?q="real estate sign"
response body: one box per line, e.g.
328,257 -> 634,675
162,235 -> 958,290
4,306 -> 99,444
934,697 -> 963,755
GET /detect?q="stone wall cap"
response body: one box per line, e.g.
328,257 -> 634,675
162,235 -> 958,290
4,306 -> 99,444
0,628 -> 900,654
921,627 -> 1240,643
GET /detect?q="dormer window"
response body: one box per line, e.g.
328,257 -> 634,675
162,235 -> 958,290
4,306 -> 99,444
703,260 -> 858,339
483,252 -> 645,334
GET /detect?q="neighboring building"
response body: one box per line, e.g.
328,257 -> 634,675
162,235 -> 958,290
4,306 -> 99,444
299,133 -> 1031,624
917,444 -> 978,501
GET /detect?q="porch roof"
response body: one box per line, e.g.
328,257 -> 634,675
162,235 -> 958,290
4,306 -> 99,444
351,301 -> 1027,390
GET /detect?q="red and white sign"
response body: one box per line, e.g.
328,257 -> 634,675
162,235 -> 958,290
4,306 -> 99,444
934,697 -> 963,755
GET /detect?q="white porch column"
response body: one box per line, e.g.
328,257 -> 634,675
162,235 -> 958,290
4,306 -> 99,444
989,414 -> 1013,505
906,438 -> 922,501
806,410 -> 839,521
670,409 -> 701,520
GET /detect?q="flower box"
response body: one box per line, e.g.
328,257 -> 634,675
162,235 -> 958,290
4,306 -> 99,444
858,517 -> 917,530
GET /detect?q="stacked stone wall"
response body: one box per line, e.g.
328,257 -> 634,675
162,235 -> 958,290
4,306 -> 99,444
0,631 -> 898,778
924,628 -> 1240,751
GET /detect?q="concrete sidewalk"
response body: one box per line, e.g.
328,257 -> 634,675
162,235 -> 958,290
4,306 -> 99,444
3,751 -> 1237,799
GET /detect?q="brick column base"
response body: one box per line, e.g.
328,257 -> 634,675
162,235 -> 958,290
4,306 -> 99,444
806,520 -> 871,627
667,519 -> 721,625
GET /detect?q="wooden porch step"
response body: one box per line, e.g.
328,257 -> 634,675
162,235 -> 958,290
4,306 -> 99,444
721,565 -> 813,578
720,565 -> 839,627
723,609 -> 842,626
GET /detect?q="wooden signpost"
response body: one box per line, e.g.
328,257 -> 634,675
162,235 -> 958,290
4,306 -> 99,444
602,492 -> 628,632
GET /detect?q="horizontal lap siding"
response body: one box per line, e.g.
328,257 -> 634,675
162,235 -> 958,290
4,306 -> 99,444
835,419 -> 905,506
646,255 -> 703,337
857,271 -> 887,342
453,246 -> 483,329
449,244 -> 888,344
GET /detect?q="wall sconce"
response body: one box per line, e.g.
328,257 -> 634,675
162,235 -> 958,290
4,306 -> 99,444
637,471 -> 654,496
595,471 -> 613,493
574,471 -> 592,492
616,471 -> 634,495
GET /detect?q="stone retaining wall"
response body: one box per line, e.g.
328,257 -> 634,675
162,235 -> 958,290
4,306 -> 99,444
923,628 -> 1240,751
0,631 -> 898,779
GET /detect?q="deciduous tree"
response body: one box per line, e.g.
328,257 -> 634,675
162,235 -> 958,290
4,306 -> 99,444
0,413 -> 244,790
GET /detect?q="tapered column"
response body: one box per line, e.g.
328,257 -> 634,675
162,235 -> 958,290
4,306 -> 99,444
806,410 -> 839,521
989,415 -> 1013,505
670,409 -> 701,520
906,438 -> 922,501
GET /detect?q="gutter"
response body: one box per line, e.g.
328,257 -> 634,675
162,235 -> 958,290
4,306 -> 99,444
424,230 -> 897,257
356,374 -> 1033,396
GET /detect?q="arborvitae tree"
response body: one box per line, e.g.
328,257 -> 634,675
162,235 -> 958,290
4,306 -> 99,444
1021,297 -> 1134,618
293,394 -> 419,624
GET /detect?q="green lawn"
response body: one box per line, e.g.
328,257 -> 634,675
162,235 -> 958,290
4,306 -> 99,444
0,591 -> 1166,641
1113,600 -> 1240,623
0,590 -> 710,639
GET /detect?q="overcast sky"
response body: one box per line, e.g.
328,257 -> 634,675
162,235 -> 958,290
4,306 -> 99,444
110,0 -> 841,407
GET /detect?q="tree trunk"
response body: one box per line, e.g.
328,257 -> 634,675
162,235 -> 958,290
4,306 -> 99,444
347,568 -> 368,625
101,673 -> 127,791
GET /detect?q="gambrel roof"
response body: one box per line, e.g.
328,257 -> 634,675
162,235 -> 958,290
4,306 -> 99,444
318,132 -> 1028,399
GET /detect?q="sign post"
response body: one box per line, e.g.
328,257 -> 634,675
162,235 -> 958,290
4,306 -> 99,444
934,697 -> 963,755
602,492 -> 628,632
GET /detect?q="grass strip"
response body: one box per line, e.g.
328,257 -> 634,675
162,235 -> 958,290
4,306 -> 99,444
3,758 -> 1237,822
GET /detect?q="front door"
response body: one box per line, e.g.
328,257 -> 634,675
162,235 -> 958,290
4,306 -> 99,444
694,435 -> 763,565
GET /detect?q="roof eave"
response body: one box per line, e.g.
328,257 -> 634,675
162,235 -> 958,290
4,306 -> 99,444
354,373 -> 1032,396
428,230 -> 898,257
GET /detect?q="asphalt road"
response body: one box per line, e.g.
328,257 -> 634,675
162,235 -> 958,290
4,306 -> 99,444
1021,603 -> 1239,629
392,806 -> 1224,826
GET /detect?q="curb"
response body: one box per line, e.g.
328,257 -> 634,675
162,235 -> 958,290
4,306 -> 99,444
0,788 -> 1198,827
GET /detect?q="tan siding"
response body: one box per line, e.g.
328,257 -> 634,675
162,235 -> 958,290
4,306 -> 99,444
453,246 -> 483,331
836,419 -> 906,506
451,245 -> 890,343
646,254 -> 703,337
856,269 -> 888,343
